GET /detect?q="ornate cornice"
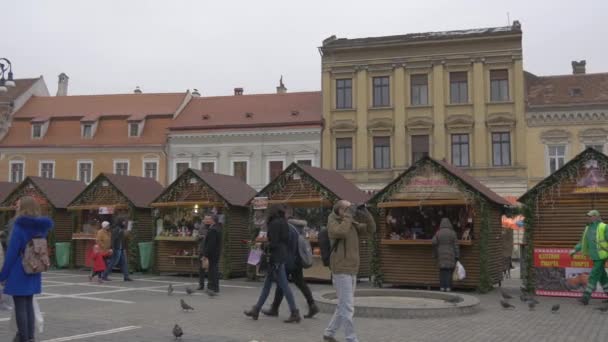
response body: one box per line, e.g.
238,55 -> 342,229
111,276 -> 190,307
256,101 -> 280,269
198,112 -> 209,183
445,114 -> 475,129
526,110 -> 608,127
486,112 -> 516,129
539,129 -> 572,144
406,116 -> 434,132
330,119 -> 357,133
168,128 -> 321,139
367,117 -> 394,134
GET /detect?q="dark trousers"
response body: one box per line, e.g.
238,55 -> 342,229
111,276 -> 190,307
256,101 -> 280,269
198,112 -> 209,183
271,267 -> 315,309
102,249 -> 129,280
439,268 -> 454,290
13,295 -> 35,342
199,257 -> 207,288
207,259 -> 220,292
90,270 -> 103,279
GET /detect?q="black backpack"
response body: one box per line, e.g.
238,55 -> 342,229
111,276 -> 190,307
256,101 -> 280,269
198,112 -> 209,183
318,227 -> 340,267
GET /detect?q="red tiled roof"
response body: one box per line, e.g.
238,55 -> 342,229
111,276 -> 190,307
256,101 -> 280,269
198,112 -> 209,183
170,91 -> 322,131
0,182 -> 18,204
0,78 -> 39,103
102,173 -> 165,208
13,93 -> 187,119
526,72 -> 608,108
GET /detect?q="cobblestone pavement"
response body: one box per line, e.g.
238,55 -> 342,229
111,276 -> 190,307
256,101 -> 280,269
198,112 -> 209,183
1,269 -> 608,342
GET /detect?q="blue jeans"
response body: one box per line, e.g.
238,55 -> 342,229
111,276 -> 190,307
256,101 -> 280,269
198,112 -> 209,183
325,273 -> 358,342
255,263 -> 297,313
13,295 -> 34,342
102,249 -> 129,280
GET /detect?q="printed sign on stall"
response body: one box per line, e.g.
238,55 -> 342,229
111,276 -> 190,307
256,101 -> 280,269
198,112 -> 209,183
534,248 -> 608,298
573,159 -> 608,194
252,197 -> 268,210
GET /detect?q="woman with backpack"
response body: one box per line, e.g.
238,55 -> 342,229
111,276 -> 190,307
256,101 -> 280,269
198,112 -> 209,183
0,196 -> 54,342
244,204 -> 301,323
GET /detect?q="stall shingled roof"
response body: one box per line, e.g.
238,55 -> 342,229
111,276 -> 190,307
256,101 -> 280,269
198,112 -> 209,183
69,173 -> 164,209
257,163 -> 370,204
370,157 -> 511,206
1,177 -> 86,209
0,182 -> 18,204
518,148 -> 608,203
152,169 -> 257,207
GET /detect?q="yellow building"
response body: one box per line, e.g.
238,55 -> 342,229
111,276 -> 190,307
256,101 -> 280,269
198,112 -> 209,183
320,22 -> 527,196
0,83 -> 192,186
525,61 -> 608,186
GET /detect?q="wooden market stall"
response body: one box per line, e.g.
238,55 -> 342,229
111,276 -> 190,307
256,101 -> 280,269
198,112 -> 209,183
0,177 -> 85,244
518,148 -> 608,298
67,173 -> 164,270
151,168 -> 256,278
369,157 -> 510,291
254,163 -> 371,281
0,181 -> 18,241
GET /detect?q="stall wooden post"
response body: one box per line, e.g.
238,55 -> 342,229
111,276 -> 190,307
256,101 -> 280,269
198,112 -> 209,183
369,157 -> 510,291
151,169 -> 256,278
519,148 -> 608,298
254,163 -> 371,281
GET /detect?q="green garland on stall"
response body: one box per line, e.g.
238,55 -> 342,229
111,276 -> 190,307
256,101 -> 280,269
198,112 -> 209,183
262,165 -> 338,203
522,199 -> 536,292
368,207 -> 384,288
47,206 -> 57,268
221,210 -> 232,279
478,200 -> 492,293
127,207 -> 138,273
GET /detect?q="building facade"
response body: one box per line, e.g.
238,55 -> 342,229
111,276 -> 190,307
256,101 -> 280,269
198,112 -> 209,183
0,80 -> 191,185
525,61 -> 608,186
167,88 -> 322,190
0,76 -> 49,138
320,22 -> 527,196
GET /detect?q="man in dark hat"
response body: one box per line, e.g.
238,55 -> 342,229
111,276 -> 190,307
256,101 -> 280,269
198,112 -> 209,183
203,214 -> 222,297
570,210 -> 608,305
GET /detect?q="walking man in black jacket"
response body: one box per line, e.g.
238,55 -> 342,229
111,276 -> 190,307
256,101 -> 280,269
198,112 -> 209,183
203,215 -> 222,297
102,217 -> 133,282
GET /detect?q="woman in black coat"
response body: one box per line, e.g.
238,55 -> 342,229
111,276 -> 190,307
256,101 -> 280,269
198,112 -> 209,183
244,205 -> 301,323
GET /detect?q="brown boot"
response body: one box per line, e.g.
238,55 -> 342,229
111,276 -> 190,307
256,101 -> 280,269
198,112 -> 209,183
244,306 -> 260,320
261,306 -> 279,317
304,303 -> 319,319
284,309 -> 301,323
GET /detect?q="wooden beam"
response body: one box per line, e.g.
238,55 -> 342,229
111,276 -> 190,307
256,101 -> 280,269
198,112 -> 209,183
267,198 -> 332,207
377,199 -> 469,208
150,201 -> 225,208
67,204 -> 129,211
380,239 -> 472,246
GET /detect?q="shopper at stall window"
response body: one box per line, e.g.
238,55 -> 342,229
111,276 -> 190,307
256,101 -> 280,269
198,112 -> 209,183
323,201 -> 376,342
432,218 -> 460,292
0,196 -> 54,342
244,204 -> 301,323
570,210 -> 608,305
197,216 -> 210,291
502,227 -> 514,279
102,217 -> 133,282
261,215 -> 319,319
203,215 -> 222,296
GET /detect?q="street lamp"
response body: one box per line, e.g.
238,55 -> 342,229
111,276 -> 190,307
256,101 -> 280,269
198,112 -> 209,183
0,58 -> 16,94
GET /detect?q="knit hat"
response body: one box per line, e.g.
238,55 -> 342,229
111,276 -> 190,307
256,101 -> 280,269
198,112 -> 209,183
101,221 -> 111,229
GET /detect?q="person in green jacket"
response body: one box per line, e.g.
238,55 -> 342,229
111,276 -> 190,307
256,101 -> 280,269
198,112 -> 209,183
570,210 -> 608,305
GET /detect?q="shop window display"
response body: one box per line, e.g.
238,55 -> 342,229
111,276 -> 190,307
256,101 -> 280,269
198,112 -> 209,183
385,205 -> 473,241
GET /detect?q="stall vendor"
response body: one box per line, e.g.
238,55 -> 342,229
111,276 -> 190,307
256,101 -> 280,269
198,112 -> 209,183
570,210 -> 608,306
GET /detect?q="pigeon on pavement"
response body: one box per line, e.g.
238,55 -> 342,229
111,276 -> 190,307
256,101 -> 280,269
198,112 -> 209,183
168,284 -> 174,296
527,297 -> 540,305
180,299 -> 194,311
500,299 -> 515,309
173,324 -> 183,340
594,306 -> 608,313
500,289 -> 513,300
551,304 -> 560,313
186,287 -> 194,295
527,300 -> 536,311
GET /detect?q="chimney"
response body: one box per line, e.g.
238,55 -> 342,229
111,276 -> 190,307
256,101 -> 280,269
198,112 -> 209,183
572,60 -> 586,74
276,75 -> 287,94
234,87 -> 243,96
192,88 -> 201,97
56,73 -> 69,96
133,86 -> 142,94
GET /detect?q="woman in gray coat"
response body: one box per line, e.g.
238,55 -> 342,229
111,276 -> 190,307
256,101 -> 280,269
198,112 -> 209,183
432,218 -> 460,292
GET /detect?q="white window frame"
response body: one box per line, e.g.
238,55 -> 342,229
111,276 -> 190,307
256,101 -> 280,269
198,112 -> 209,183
230,159 -> 250,184
545,144 -> 567,175
113,159 -> 130,176
38,160 -> 55,179
81,123 -> 93,138
128,122 -> 140,137
198,159 -> 217,173
142,158 -> 159,181
77,160 -> 94,184
32,123 -> 43,139
8,160 -> 25,183
266,157 -> 286,183
173,158 -> 192,181
294,153 -> 316,167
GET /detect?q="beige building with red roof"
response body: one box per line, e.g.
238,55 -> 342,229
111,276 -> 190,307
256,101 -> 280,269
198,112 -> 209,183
525,61 -> 608,186
167,85 -> 322,190
0,81 -> 192,185
0,76 -> 49,138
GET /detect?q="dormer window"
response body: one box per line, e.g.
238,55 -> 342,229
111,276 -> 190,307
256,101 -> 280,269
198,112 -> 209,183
129,122 -> 140,137
32,124 -> 42,139
82,124 -> 93,138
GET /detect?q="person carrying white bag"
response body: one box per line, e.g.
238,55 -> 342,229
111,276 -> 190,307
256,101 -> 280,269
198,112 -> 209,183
432,218 -> 461,292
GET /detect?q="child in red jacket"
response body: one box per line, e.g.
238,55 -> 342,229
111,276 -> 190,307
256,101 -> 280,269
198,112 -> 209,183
89,244 -> 112,283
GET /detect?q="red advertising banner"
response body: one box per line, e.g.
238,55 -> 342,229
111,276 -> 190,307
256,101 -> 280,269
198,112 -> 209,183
533,248 -> 608,298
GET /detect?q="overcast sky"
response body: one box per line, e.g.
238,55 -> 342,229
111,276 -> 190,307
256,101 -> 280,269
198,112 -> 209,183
5,0 -> 607,96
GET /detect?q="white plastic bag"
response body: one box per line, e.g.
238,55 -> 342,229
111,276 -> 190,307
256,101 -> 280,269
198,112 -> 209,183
454,261 -> 466,281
